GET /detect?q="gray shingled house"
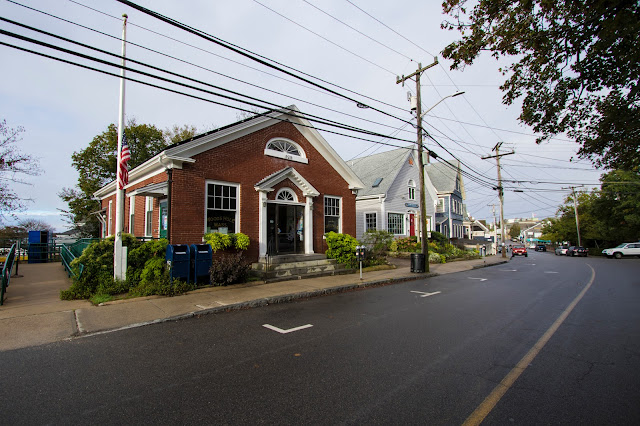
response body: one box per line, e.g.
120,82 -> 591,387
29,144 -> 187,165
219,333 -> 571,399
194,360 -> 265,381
425,160 -> 467,240
348,148 -> 438,241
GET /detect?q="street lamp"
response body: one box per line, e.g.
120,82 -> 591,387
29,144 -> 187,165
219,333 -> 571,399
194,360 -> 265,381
420,91 -> 465,118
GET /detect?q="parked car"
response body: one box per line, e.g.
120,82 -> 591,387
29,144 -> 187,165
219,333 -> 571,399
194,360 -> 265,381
555,246 -> 568,255
566,246 -> 588,257
511,246 -> 528,257
535,244 -> 546,252
602,242 -> 640,259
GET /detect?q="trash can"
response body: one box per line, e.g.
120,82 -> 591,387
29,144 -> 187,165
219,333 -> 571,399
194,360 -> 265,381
190,244 -> 212,285
410,253 -> 425,273
166,244 -> 190,282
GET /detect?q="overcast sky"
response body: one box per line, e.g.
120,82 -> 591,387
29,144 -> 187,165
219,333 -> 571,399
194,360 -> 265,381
0,0 -> 604,232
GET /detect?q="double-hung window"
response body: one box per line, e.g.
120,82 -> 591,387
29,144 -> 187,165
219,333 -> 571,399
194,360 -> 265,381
324,196 -> 341,233
206,181 -> 239,234
128,195 -> 135,234
387,213 -> 404,235
365,212 -> 377,231
145,196 -> 153,237
408,179 -> 416,201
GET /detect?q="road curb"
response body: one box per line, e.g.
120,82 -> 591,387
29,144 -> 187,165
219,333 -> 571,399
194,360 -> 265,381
71,272 -> 438,340
69,260 -> 507,341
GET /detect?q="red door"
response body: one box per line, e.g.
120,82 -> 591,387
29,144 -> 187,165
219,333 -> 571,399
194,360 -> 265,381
409,214 -> 415,236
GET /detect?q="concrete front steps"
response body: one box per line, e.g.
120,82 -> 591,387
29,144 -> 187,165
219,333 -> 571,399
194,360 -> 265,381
251,254 -> 354,283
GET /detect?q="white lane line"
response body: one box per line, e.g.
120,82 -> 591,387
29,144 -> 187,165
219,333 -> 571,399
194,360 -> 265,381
468,278 -> 488,282
410,291 -> 442,298
501,269 -> 518,272
262,324 -> 313,334
544,271 -> 559,274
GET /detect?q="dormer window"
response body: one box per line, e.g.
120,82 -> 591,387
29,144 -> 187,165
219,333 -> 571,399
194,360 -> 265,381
265,138 -> 308,164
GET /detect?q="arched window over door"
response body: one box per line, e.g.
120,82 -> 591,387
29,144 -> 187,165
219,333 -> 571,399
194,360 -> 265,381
276,188 -> 298,203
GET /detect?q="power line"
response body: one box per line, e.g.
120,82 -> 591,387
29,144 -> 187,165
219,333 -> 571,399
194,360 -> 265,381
8,1 -> 416,137
113,0 -> 413,125
300,0 -> 415,62
252,0 -> 398,75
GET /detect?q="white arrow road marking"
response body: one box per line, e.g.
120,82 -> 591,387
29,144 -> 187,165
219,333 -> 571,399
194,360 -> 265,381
544,271 -> 559,274
468,278 -> 488,282
410,291 -> 442,298
262,324 -> 313,334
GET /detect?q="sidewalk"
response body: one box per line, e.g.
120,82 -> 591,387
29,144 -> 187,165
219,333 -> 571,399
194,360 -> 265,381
0,255 -> 509,351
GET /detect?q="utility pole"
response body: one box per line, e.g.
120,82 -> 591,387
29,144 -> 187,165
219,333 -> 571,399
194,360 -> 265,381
488,203 -> 498,254
482,143 -> 514,258
564,186 -> 582,247
396,58 -> 438,272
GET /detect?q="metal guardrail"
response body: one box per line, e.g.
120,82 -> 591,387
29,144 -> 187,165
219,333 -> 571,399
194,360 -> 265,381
66,238 -> 101,258
1,244 -> 17,306
60,244 -> 84,279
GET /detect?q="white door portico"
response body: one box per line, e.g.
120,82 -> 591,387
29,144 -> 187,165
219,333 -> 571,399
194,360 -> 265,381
254,167 -> 320,260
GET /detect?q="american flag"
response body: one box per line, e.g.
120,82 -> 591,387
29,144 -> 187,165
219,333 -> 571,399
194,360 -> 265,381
118,132 -> 131,190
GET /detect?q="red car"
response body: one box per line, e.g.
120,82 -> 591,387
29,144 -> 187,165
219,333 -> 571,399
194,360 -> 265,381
511,246 -> 528,257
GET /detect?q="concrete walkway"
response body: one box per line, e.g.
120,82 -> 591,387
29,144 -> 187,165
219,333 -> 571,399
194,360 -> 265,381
0,255 -> 509,351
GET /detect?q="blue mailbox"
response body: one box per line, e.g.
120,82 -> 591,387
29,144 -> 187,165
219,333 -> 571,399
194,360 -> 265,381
166,244 -> 190,282
190,244 -> 212,285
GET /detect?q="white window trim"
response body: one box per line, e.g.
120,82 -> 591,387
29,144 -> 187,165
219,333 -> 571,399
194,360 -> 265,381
387,211 -> 405,235
323,195 -> 342,233
107,200 -> 113,236
264,137 -> 309,164
128,195 -> 135,235
145,196 -> 153,237
364,211 -> 377,232
204,180 -> 241,234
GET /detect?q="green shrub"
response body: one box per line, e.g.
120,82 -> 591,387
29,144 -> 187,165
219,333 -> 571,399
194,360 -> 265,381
361,230 -> 394,266
127,239 -> 168,286
209,252 -> 251,286
394,236 -> 422,252
325,232 -> 358,268
234,233 -> 250,250
60,234 -> 141,300
204,232 -> 232,252
130,258 -> 195,297
204,232 -> 250,252
429,231 -> 448,245
429,252 -> 445,263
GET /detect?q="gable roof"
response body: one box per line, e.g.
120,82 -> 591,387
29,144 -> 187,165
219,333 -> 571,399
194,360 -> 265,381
425,160 -> 466,199
254,166 -> 320,197
94,105 -> 363,199
348,148 -> 413,197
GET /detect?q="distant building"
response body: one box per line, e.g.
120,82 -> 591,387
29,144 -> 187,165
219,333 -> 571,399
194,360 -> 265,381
425,160 -> 467,240
349,148 -> 437,240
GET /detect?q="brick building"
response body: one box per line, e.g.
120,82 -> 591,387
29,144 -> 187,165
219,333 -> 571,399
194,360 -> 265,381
94,106 -> 364,262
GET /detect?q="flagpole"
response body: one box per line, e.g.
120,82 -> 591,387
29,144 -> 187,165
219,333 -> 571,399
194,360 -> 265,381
114,14 -> 128,281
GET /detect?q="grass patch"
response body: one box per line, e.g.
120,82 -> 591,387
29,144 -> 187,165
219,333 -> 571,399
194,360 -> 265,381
362,264 -> 396,272
89,293 -> 113,305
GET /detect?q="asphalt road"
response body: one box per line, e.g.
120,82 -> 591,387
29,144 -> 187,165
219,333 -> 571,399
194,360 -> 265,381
1,252 -> 639,424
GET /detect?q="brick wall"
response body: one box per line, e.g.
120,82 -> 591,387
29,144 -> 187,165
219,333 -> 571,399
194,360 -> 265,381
102,120 -> 356,261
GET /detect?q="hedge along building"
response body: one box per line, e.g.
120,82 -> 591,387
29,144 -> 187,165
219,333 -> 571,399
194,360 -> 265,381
93,106 -> 364,262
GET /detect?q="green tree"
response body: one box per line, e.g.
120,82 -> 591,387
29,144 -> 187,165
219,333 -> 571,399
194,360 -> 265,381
509,223 -> 521,239
164,124 -> 199,145
441,0 -> 640,170
59,120 -> 196,237
0,119 -> 41,221
590,169 -> 640,244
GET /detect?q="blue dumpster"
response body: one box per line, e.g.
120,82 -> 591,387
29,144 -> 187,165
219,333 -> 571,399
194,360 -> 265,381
166,244 -> 190,282
190,244 -> 212,285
